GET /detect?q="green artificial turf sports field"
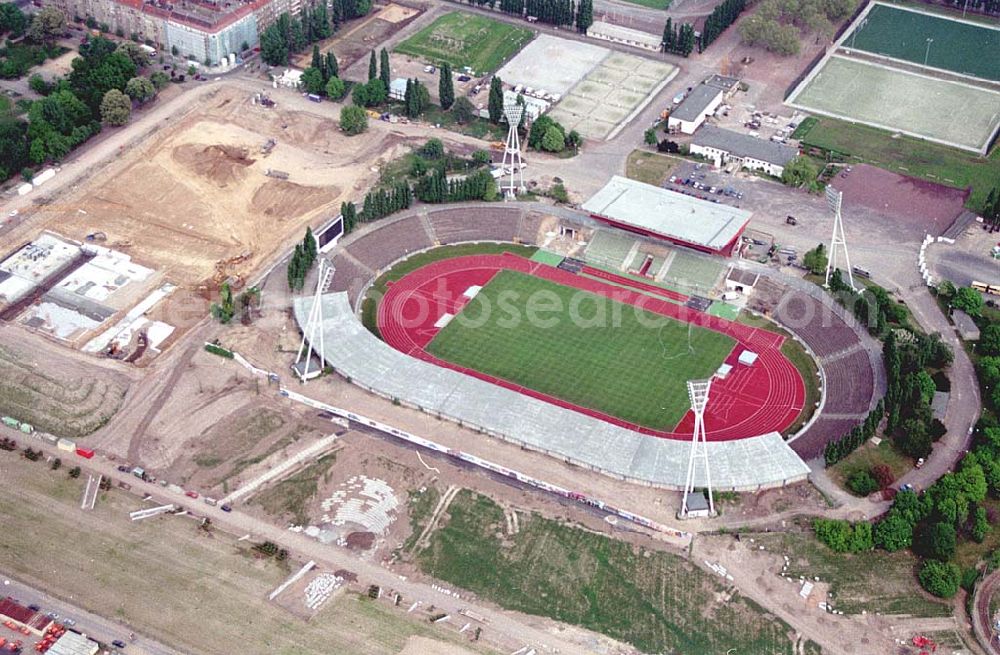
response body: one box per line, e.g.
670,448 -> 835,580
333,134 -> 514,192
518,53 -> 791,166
394,12 -> 534,74
425,270 -> 735,430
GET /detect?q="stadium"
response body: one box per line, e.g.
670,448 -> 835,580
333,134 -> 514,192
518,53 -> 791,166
294,196 -> 884,491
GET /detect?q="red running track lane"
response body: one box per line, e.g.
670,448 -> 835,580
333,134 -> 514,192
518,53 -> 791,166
377,253 -> 805,442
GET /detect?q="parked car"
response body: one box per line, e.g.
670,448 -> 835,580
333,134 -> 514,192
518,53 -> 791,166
457,74 -> 471,82
27,605 -> 39,612
221,504 -> 232,512
915,457 -> 925,469
185,490 -> 199,499
112,640 -> 127,648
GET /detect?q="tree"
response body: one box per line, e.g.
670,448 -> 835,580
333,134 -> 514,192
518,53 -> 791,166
100,89 -> 131,126
439,62 -> 454,110
802,243 -> 827,275
847,470 -> 879,496
565,130 -> 582,151
311,44 -> 322,72
918,560 -> 961,598
301,66 -> 325,94
781,156 -> 818,187
325,76 -> 346,100
973,505 -> 991,543
116,42 -> 149,68
68,466 -> 81,479
368,49 -> 377,81
874,513 -> 913,551
541,124 -> 565,152
27,7 -> 65,45
260,20 -> 289,66
452,96 -> 476,124
150,71 -> 170,90
924,521 -> 957,561
488,76 -> 503,124
51,457 -> 61,470
980,324 -> 1000,356
0,3 -> 27,38
340,105 -> 367,135
576,0 -> 593,32
379,47 -> 390,90
897,417 -> 932,458
644,128 -> 657,145
952,287 -> 984,317
325,51 -> 338,79
124,76 -> 155,104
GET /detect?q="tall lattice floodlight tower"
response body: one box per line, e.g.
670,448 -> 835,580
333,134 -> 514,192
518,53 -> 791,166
681,378 -> 715,518
501,100 -> 525,200
295,258 -> 334,382
824,185 -> 856,290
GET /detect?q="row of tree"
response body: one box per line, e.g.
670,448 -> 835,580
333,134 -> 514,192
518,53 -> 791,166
699,0 -> 746,50
822,401 -> 884,465
286,227 -> 318,291
360,181 -> 413,221
739,0 -> 857,57
261,0 -> 371,67
661,18 -> 697,57
460,0 -> 593,32
982,186 -> 1000,229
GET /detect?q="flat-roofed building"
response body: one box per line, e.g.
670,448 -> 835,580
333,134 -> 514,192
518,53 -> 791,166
667,84 -> 723,134
690,126 -> 799,177
581,176 -> 752,256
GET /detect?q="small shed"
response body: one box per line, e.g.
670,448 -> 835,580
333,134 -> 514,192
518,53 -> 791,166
725,267 -> 759,293
682,492 -> 711,518
716,363 -> 733,379
738,350 -> 758,366
953,309 -> 980,341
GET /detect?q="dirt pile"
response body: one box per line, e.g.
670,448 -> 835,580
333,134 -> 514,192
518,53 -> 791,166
251,179 -> 338,217
173,144 -> 256,186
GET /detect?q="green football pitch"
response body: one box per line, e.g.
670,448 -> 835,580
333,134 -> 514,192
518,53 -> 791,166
394,12 -> 534,74
426,270 -> 736,430
845,3 -> 1000,81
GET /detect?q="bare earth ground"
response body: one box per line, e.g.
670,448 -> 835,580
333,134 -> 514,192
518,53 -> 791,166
0,455 -> 486,655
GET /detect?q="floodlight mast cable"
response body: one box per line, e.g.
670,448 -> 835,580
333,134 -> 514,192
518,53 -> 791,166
824,185 -> 855,290
681,378 -> 715,518
501,101 -> 525,200
295,258 -> 334,382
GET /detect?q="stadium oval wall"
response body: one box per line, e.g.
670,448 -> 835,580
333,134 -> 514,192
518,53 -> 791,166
294,293 -> 811,490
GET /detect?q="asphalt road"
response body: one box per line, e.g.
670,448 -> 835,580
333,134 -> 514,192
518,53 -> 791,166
0,574 -> 184,655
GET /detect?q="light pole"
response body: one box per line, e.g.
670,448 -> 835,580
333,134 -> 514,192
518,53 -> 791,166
924,37 -> 934,66
850,17 -> 868,49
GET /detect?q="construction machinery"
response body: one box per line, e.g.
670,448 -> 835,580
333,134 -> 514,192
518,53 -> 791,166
261,138 -> 276,156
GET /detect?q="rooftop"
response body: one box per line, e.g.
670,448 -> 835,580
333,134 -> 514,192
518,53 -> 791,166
692,126 -> 799,167
581,176 -> 752,251
704,74 -> 740,91
671,84 -> 723,122
47,631 -> 99,655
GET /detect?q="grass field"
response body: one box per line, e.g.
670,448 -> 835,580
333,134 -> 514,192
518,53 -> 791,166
0,457 -> 485,655
394,12 -> 534,74
753,531 -> 950,617
829,439 -> 912,490
414,489 -> 798,654
362,243 -> 537,336
845,3 -> 1000,81
791,55 -> 1000,151
426,270 -> 735,430
794,114 -> 1000,210
251,452 -> 337,525
625,150 -> 681,186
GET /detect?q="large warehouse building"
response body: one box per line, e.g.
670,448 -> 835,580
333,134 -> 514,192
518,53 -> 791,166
581,176 -> 752,256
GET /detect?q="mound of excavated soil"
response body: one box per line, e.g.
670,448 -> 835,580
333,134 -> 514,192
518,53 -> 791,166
250,179 -> 338,218
172,144 -> 256,187
345,531 -> 376,550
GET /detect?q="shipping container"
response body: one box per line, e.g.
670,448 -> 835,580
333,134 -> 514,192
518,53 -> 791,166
75,447 -> 94,459
307,93 -> 322,103
32,168 -> 56,187
56,438 -> 75,452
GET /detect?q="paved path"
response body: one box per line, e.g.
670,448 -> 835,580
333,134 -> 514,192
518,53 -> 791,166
973,570 -> 1000,655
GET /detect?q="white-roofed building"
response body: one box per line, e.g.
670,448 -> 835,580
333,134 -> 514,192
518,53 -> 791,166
581,176 -> 752,256
47,632 -> 99,655
667,84 -> 723,134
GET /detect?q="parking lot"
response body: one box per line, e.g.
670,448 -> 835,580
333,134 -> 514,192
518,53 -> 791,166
664,160 -> 748,209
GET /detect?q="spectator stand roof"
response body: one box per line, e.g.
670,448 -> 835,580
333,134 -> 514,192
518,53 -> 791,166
581,176 -> 753,254
293,293 -> 811,491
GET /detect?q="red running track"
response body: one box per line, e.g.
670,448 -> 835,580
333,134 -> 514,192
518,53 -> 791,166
377,253 -> 805,441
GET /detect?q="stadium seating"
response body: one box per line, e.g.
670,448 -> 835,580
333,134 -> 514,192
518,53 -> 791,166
772,292 -> 862,358
428,207 -> 521,244
347,218 -> 433,272
517,212 -> 545,244
329,252 -> 373,305
790,417 -> 863,460
584,230 -> 637,270
821,350 -> 875,415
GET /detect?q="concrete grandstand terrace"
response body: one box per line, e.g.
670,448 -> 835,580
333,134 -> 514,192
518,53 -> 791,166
376,253 -> 805,440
